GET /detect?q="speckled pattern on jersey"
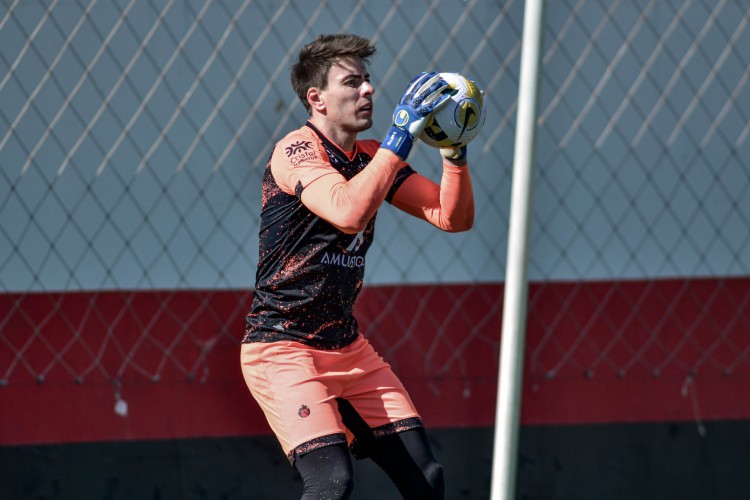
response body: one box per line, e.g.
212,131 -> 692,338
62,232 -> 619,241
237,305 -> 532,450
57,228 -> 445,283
244,122 -> 415,349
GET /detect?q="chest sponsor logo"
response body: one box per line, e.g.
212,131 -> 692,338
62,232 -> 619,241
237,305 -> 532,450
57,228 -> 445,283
321,230 -> 367,268
321,252 -> 365,268
345,229 -> 365,252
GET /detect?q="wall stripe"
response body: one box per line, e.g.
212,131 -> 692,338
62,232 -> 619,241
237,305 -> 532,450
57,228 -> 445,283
1,278 -> 748,446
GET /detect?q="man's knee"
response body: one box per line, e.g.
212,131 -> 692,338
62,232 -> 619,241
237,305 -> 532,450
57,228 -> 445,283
294,443 -> 354,500
423,461 -> 445,498
301,466 -> 353,499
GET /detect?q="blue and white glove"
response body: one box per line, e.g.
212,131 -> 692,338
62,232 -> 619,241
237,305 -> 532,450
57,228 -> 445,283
381,72 -> 451,160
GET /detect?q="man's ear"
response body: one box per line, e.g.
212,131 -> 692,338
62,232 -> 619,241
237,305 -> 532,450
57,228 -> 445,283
307,87 -> 325,113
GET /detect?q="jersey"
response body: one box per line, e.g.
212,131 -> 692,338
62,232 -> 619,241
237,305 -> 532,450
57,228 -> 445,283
243,122 -> 415,349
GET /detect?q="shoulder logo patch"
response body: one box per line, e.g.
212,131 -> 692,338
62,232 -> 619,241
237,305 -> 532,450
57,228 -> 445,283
285,140 -> 313,157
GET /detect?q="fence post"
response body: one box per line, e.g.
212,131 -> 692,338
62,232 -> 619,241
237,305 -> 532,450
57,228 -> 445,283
490,1 -> 545,499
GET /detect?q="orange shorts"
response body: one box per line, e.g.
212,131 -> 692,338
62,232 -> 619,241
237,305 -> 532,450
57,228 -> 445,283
240,334 -> 421,461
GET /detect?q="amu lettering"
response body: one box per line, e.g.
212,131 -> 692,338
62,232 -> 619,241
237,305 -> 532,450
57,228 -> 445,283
321,252 -> 365,268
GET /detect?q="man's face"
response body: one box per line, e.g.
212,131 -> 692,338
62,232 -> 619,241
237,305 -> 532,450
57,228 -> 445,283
318,56 -> 374,133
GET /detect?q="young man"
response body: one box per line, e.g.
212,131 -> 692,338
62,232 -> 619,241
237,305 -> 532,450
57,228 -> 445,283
240,33 -> 474,499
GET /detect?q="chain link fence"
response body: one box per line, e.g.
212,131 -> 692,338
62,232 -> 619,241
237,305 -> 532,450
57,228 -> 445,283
1,0 -> 748,420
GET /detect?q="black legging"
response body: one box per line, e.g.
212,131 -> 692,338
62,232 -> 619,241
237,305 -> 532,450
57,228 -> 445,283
294,427 -> 445,500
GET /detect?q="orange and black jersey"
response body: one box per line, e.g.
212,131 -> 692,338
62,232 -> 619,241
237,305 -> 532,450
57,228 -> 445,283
243,122 -> 415,349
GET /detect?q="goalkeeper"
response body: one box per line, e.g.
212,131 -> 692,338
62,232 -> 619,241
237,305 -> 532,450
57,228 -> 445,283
241,33 -> 474,499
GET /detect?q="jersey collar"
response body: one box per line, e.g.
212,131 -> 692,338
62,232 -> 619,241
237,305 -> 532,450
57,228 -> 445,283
305,121 -> 357,162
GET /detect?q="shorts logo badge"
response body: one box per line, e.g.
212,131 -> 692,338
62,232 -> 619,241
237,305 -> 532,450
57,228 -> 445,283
298,404 -> 310,418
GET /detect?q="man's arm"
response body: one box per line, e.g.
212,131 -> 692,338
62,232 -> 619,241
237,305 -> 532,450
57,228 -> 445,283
300,149 -> 404,234
300,72 -> 453,234
390,157 -> 474,233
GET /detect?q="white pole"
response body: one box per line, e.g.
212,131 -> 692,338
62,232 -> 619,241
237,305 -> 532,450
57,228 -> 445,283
490,1 -> 545,499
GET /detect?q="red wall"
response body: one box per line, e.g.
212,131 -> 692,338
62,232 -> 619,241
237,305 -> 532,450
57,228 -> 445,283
1,278 -> 749,446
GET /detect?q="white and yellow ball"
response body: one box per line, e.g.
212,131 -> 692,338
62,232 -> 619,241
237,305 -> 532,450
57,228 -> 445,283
420,72 -> 486,149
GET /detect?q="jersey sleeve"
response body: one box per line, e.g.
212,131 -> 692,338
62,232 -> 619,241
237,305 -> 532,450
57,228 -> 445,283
357,139 -> 416,203
271,129 -> 337,197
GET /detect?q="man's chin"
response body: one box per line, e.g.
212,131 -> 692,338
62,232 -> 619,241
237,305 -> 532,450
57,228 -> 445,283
345,121 -> 373,136
355,119 -> 373,133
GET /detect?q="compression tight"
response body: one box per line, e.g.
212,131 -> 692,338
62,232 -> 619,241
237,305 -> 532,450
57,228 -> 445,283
294,443 -> 354,499
293,427 -> 444,500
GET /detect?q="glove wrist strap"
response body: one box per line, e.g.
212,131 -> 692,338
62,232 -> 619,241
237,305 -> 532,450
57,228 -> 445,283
381,125 -> 413,160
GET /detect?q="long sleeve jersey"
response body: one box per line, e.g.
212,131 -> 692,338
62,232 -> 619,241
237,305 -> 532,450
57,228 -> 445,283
243,122 -> 414,349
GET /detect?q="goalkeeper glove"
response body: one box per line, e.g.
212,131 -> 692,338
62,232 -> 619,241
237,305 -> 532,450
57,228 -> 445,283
381,72 -> 451,160
440,145 -> 467,161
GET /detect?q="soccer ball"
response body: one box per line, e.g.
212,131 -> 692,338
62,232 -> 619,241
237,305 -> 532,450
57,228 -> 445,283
420,72 -> 486,148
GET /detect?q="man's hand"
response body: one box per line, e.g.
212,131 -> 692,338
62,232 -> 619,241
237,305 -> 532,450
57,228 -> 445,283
381,72 -> 451,160
440,145 -> 467,162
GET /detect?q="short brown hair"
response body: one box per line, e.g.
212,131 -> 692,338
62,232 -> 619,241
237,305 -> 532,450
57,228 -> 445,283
291,33 -> 376,115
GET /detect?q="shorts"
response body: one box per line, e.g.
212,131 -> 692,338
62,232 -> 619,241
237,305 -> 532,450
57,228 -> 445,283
240,334 -> 421,462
